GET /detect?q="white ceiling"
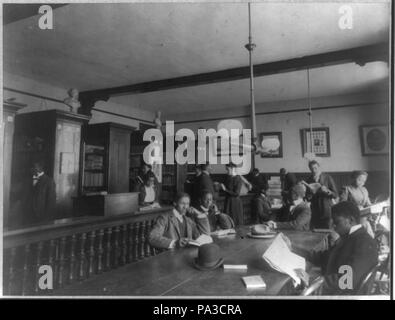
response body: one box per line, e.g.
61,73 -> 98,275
3,2 -> 390,115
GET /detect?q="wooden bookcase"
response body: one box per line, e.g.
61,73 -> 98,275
80,122 -> 135,194
11,110 -> 90,221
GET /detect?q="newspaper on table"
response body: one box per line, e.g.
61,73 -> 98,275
262,233 -> 305,285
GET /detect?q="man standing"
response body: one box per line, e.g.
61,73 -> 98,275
247,168 -> 269,195
191,163 -> 215,207
279,168 -> 297,205
29,162 -> 56,224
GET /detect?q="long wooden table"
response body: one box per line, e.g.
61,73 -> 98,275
52,228 -> 327,296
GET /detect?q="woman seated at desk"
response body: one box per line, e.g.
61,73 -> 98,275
149,192 -> 201,250
339,170 -> 374,238
139,173 -> 160,208
187,191 -> 234,235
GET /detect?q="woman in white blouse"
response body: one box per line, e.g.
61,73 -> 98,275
139,173 -> 159,207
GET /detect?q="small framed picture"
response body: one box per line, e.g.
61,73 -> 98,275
359,125 -> 389,156
300,127 -> 330,157
259,132 -> 283,158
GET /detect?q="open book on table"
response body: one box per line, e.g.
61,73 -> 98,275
262,233 -> 306,285
188,234 -> 213,247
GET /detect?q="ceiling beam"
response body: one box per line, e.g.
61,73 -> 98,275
79,42 -> 388,115
3,4 -> 68,25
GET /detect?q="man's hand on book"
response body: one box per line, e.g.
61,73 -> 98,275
294,268 -> 310,287
177,238 -> 190,248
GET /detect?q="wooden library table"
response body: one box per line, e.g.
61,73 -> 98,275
53,227 -> 328,296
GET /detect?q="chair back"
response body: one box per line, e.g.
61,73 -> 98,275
301,276 -> 325,296
356,263 -> 380,295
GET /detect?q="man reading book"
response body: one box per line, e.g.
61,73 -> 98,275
266,184 -> 311,231
149,192 -> 201,249
297,201 -> 378,295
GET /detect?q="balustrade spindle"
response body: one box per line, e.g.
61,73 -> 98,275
127,224 -> 134,263
144,220 -> 151,257
133,223 -> 139,262
105,228 -> 112,271
21,244 -> 31,295
88,231 -> 96,276
97,229 -> 104,274
58,237 -> 67,288
150,220 -> 156,256
78,233 -> 87,280
69,235 -> 77,283
34,242 -> 44,293
138,221 -> 145,260
113,226 -> 120,268
7,247 -> 17,295
120,225 -> 128,266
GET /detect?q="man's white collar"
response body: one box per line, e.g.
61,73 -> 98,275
349,224 -> 362,235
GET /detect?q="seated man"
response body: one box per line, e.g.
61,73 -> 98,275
251,189 -> 272,223
266,184 -> 311,231
187,191 -> 234,235
138,172 -> 160,207
149,192 -> 201,250
298,201 -> 379,295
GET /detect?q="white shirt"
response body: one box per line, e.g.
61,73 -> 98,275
349,224 -> 362,235
144,186 -> 155,203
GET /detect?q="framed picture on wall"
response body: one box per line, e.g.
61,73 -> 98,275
359,124 -> 389,156
258,132 -> 283,158
300,127 -> 331,157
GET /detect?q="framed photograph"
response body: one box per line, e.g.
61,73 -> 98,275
259,132 -> 283,158
359,124 -> 389,156
300,127 -> 331,157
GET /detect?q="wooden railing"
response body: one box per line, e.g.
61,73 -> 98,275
3,207 -> 172,296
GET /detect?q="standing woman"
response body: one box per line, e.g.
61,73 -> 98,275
340,170 -> 374,237
304,160 -> 338,229
221,163 -> 244,226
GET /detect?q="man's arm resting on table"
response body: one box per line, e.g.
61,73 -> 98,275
148,215 -> 173,249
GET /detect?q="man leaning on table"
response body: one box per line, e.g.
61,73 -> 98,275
149,192 -> 201,249
266,184 -> 311,231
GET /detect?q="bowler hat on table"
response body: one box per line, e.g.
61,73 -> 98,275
193,243 -> 224,271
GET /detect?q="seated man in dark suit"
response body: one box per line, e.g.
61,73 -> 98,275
187,191 -> 234,235
296,201 -> 378,295
149,192 -> 201,250
266,184 -> 311,231
251,189 -> 272,223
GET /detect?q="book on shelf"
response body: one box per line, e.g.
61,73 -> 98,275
242,275 -> 266,289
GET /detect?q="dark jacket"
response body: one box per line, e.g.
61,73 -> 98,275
149,211 -> 200,249
223,175 -> 244,226
310,227 -> 378,295
276,201 -> 311,231
281,172 -> 298,203
30,174 -> 56,223
248,173 -> 269,194
307,172 -> 338,228
191,172 -> 214,207
251,194 -> 272,223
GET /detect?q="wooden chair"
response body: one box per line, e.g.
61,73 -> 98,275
356,264 -> 380,295
301,276 -> 325,296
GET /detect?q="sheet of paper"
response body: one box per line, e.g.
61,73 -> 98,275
262,233 -> 305,284
223,264 -> 248,270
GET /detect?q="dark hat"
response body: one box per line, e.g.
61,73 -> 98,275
217,213 -> 235,230
193,243 -> 224,271
291,184 -> 306,198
